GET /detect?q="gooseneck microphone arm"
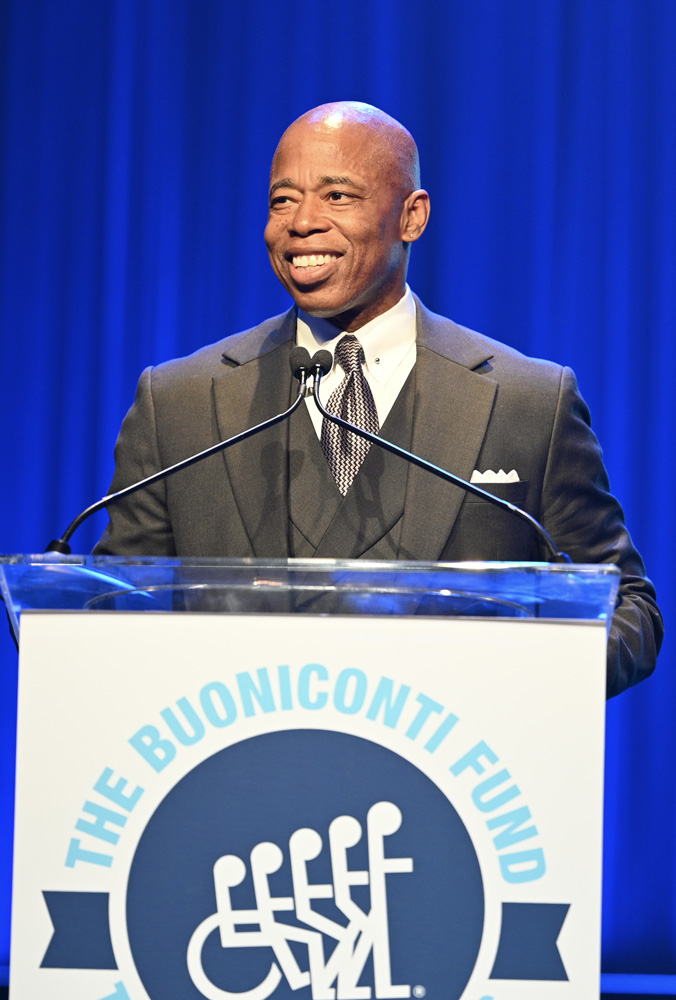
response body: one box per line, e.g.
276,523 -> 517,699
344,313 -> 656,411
46,349 -> 314,554
309,349 -> 571,564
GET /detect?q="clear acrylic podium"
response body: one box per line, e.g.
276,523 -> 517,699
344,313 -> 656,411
1,556 -> 620,1000
1,555 -> 619,636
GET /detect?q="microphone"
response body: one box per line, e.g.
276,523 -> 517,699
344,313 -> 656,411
309,351 -> 571,564
289,346 -> 314,381
310,349 -> 332,379
45,352 -> 312,554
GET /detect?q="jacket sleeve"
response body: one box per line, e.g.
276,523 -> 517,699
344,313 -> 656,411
93,367 -> 177,556
540,367 -> 663,697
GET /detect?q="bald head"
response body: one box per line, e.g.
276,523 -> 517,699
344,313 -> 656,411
265,101 -> 430,331
275,101 -> 421,195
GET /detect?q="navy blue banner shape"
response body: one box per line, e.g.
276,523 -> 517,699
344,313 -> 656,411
41,890 -> 117,969
490,901 -> 570,980
40,891 -> 569,982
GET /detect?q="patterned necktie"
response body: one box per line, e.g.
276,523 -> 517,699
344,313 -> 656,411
321,334 -> 380,495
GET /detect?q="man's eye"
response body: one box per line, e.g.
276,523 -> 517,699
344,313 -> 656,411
328,191 -> 349,201
270,194 -> 295,208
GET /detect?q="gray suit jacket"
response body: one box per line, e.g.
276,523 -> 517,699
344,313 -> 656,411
95,299 -> 663,696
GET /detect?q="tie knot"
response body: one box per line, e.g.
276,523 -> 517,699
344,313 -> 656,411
334,334 -> 365,375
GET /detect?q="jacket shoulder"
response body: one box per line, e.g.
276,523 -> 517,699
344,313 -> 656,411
416,298 -> 566,387
468,329 -> 567,387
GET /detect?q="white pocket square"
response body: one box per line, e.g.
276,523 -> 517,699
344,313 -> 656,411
470,468 -> 520,483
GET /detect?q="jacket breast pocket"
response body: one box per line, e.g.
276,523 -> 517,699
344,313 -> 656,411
463,481 -> 529,506
441,481 -> 539,561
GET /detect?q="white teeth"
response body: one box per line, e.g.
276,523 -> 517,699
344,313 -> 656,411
292,253 -> 339,268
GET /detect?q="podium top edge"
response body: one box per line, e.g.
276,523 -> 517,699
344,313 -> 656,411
0,557 -> 621,646
0,555 -> 621,576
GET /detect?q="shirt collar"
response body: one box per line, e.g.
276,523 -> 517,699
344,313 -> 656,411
296,286 -> 417,386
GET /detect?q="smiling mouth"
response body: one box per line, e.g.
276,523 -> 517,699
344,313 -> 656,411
290,253 -> 341,269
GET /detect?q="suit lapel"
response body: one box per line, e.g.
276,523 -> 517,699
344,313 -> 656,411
399,303 -> 498,561
211,309 -> 296,557
288,401 -> 343,549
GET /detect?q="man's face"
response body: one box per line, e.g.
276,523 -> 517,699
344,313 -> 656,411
264,122 -> 410,331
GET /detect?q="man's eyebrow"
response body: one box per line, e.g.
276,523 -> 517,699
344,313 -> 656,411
269,178 -> 299,196
269,175 -> 367,197
319,175 -> 366,190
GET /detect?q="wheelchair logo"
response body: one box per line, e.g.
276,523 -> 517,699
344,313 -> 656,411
126,730 -> 485,1000
187,801 -> 412,1000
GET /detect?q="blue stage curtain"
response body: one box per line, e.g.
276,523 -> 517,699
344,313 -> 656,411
0,0 -> 674,976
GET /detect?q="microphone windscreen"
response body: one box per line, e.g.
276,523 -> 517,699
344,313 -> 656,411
289,346 -> 312,380
311,350 -> 333,376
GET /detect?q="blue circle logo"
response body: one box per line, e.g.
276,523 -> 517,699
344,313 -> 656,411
126,729 -> 484,999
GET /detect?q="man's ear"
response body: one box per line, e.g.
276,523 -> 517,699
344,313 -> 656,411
401,190 -> 431,243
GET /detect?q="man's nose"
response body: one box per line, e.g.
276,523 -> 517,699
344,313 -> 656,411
288,195 -> 329,236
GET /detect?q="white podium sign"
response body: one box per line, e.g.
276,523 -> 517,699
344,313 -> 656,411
11,610 -> 606,1000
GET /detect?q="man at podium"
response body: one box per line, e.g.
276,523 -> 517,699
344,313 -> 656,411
94,101 -> 662,698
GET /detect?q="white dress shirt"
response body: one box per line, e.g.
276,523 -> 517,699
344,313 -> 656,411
296,286 -> 417,438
